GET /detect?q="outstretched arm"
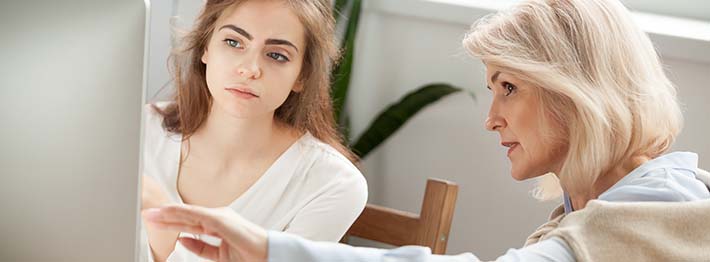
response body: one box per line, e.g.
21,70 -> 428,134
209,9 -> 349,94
142,205 -> 477,262
143,204 -> 573,262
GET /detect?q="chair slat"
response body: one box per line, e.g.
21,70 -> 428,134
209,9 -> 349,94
344,178 -> 459,254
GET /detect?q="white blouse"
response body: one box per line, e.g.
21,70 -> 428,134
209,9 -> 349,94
139,103 -> 368,261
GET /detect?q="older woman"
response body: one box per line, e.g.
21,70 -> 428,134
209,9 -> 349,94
143,0 -> 710,261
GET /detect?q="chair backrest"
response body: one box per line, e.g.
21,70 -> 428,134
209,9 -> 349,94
344,178 -> 459,254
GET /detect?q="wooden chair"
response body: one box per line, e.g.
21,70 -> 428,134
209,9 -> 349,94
343,178 -> 459,254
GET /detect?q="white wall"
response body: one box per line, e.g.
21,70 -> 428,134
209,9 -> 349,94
665,58 -> 710,156
145,0 -> 172,102
145,0 -> 710,259
145,0 -> 202,102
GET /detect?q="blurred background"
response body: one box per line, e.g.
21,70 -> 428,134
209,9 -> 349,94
145,0 -> 710,259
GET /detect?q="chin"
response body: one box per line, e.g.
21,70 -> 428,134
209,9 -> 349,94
510,167 -> 536,181
214,100 -> 251,117
510,173 -> 528,181
509,169 -> 524,181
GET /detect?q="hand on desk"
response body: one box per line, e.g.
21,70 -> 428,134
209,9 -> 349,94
143,205 -> 268,262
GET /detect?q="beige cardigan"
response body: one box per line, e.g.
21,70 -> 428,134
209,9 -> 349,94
523,170 -> 710,261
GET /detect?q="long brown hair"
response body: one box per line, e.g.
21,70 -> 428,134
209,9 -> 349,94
156,0 -> 357,162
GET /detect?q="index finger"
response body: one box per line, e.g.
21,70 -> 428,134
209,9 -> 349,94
154,205 -> 213,221
143,205 -> 223,234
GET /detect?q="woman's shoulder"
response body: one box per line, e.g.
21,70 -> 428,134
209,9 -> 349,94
599,151 -> 709,202
143,101 -> 165,121
143,101 -> 176,133
298,133 -> 359,170
142,101 -> 181,154
295,133 -> 366,188
143,101 -> 172,120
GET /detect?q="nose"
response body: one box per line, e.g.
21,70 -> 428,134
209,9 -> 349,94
236,53 -> 262,79
485,116 -> 505,131
485,101 -> 506,132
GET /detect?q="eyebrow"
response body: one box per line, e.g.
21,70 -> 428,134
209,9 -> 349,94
490,71 -> 501,84
486,71 -> 502,90
265,39 -> 299,53
219,24 -> 299,53
219,25 -> 252,40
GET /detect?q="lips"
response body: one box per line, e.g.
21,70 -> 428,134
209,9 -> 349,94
225,86 -> 259,98
501,141 -> 520,157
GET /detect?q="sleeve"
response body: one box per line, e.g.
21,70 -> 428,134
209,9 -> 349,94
268,231 -> 479,262
269,231 -> 573,262
283,160 -> 369,242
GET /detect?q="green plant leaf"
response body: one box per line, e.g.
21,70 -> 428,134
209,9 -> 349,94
331,0 -> 361,132
351,83 -> 465,158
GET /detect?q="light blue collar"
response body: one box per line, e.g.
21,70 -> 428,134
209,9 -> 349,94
561,152 -> 698,214
563,191 -> 573,214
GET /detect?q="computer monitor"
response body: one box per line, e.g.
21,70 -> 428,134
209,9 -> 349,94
0,0 -> 148,261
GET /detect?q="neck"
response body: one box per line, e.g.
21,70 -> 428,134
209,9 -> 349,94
189,103 -> 287,161
568,154 -> 650,210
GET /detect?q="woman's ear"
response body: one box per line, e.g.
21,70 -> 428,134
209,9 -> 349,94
201,49 -> 208,64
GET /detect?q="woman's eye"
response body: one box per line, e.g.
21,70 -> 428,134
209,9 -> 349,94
267,52 -> 289,62
503,82 -> 517,96
224,39 -> 242,48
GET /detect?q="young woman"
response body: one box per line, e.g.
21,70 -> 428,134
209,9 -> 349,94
144,0 -> 710,261
139,0 -> 367,261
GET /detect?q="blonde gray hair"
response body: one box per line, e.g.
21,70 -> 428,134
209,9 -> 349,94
463,0 -> 683,200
